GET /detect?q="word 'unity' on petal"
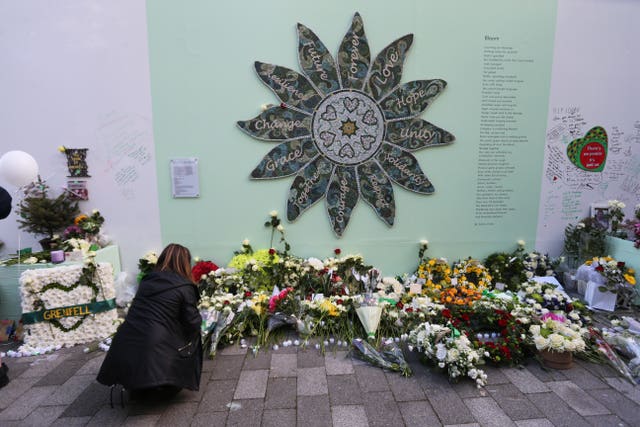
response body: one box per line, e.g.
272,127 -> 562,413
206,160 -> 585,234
237,12 -> 454,237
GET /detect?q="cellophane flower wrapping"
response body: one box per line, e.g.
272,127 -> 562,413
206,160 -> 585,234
350,338 -> 412,376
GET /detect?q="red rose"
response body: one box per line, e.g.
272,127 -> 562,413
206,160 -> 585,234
396,301 -> 404,309
618,262 -> 625,268
336,299 -> 344,305
595,265 -> 604,272
442,309 -> 451,318
269,248 -> 276,255
498,319 -> 508,327
406,307 -> 414,313
334,248 -> 341,255
280,102 -> 287,109
244,291 -> 252,298
191,260 -> 219,282
223,300 -> 230,305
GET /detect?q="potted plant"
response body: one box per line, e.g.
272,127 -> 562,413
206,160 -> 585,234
529,314 -> 587,369
16,177 -> 79,250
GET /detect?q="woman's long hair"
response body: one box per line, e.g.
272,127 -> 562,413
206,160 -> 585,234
154,243 -> 193,283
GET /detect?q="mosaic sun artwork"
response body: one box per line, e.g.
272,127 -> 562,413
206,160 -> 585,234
238,13 -> 454,236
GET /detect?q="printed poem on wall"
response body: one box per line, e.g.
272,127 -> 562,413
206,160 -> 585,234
474,36 -> 534,226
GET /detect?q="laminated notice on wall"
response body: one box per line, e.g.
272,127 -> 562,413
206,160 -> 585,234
170,158 -> 199,198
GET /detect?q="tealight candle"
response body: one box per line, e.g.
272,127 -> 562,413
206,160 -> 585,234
51,250 -> 65,264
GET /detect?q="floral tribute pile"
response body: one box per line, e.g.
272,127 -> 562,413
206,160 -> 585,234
18,258 -> 118,353
155,211 -> 636,388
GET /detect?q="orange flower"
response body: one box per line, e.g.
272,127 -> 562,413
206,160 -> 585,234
74,214 -> 88,225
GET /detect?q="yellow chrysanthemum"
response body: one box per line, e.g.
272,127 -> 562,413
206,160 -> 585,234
74,214 -> 88,225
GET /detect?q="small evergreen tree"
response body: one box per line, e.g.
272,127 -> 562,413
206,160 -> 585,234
16,177 -> 79,242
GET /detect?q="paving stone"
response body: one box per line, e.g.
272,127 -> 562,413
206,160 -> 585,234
172,369 -> 212,403
524,360 -> 568,382
560,365 -> 609,390
486,383 -> 543,420
265,377 -> 297,409
327,375 -> 363,405
452,379 -> 487,398
209,355 -> 245,380
386,371 -> 426,401
34,358 -> 86,386
60,382 -> 112,417
18,404 -> 66,426
262,408 -> 296,427
297,349 -> 326,368
325,351 -> 354,375
424,381 -> 476,425
87,404 -> 130,426
575,359 -> 617,378
0,375 -> 41,410
4,360 -> 30,379
465,397 -> 517,427
482,365 -> 511,385
362,391 -> 405,427
50,415 -> 93,426
75,353 -> 105,375
353,364 -> 389,392
398,400 -> 441,427
19,353 -> 70,378
122,414 -> 162,425
331,404 -> 368,427
0,385 -> 58,421
270,353 -> 297,377
297,395 -> 331,427
40,374 -> 96,406
586,386 -> 640,426
442,424 -> 480,427
604,376 -> 640,405
155,401 -> 198,426
226,398 -> 263,427
216,343 -> 248,356
234,369 -> 268,399
127,396 -> 172,416
546,380 -> 609,416
242,350 -> 271,370
190,411 -> 227,427
297,366 -> 328,396
514,419 -> 555,427
199,379 -> 236,412
583,414 -> 630,427
502,367 -> 549,393
528,392 -> 591,427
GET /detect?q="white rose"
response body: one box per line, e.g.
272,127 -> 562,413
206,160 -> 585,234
276,224 -> 284,232
548,333 -> 565,350
420,239 -> 429,246
529,325 -> 541,335
435,343 -> 447,361
269,210 -> 278,217
242,239 -> 250,246
517,240 -> 525,247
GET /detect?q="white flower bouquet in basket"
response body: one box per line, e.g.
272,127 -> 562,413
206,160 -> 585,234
529,314 -> 587,354
352,268 -> 383,339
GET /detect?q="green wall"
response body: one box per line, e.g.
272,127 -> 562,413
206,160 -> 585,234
146,0 -> 557,275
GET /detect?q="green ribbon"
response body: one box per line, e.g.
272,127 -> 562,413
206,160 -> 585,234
378,297 -> 397,305
482,290 -> 495,298
451,327 -> 461,337
21,299 -> 116,325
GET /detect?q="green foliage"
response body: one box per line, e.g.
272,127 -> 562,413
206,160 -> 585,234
564,217 -> 607,264
16,178 -> 79,239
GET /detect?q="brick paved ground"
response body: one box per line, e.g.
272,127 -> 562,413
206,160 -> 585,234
1,337 -> 639,427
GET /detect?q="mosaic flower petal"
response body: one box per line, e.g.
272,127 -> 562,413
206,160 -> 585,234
326,166 -> 359,236
366,34 -> 413,101
380,80 -> 447,120
376,143 -> 434,194
297,23 -> 341,95
357,160 -> 395,226
254,62 -> 323,113
337,12 -> 370,91
237,106 -> 312,141
287,156 -> 334,221
386,118 -> 455,151
250,138 -> 319,179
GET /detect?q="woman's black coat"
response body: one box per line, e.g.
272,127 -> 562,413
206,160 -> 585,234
97,271 -> 202,391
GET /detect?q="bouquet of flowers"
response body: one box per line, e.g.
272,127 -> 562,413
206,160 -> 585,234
528,315 -> 587,354
451,258 -> 492,289
350,338 -> 412,377
484,246 -> 527,292
137,251 -> 158,282
587,256 -> 636,293
192,260 -> 219,284
353,268 -> 383,339
409,321 -> 487,387
522,251 -> 554,278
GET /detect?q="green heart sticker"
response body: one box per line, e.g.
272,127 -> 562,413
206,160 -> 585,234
566,126 -> 607,172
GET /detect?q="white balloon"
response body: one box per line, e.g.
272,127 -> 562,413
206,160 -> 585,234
0,150 -> 39,187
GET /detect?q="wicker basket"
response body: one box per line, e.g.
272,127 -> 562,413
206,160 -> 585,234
539,349 -> 573,370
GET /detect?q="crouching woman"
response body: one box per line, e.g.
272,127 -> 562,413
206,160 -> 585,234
98,243 -> 202,396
